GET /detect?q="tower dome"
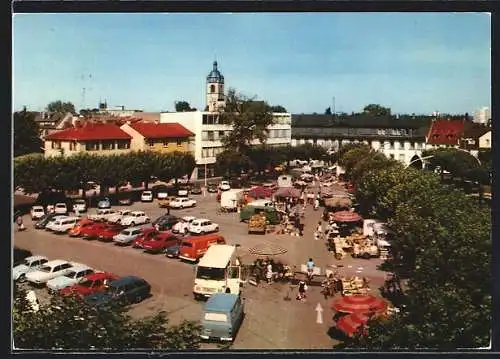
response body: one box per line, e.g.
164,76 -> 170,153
206,61 -> 224,84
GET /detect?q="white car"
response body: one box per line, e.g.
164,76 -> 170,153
188,219 -> 219,235
51,216 -> 80,234
72,199 -> 87,213
107,209 -> 132,224
169,197 -> 197,209
141,191 -> 154,202
25,260 -> 76,286
54,203 -> 68,215
120,211 -> 150,226
88,208 -> 117,222
177,187 -> 189,197
157,191 -> 169,200
113,227 -> 144,245
172,216 -> 197,234
46,265 -> 94,292
45,215 -> 69,231
13,255 -> 49,282
219,181 -> 231,191
30,206 -> 45,220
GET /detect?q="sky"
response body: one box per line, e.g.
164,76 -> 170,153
13,13 -> 491,115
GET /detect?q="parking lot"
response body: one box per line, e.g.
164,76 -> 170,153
14,188 -> 388,349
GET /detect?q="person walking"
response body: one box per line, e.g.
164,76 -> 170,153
306,258 -> 315,282
266,262 -> 273,284
314,221 -> 323,241
296,280 -> 308,301
16,215 -> 25,231
314,197 -> 320,211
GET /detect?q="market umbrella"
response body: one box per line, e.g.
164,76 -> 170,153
324,197 -> 352,208
248,242 -> 288,256
274,187 -> 301,199
336,312 -> 370,337
331,294 -> 388,314
248,186 -> 273,199
330,210 -> 362,223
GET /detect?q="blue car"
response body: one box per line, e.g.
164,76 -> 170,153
165,243 -> 181,258
84,276 -> 151,308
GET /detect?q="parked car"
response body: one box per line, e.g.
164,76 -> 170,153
218,181 -> 231,191
120,211 -> 150,226
157,190 -> 169,200
68,219 -> 95,237
13,255 -> 49,282
132,228 -> 159,249
97,197 -> 111,209
88,208 -> 117,222
158,196 -> 177,208
54,203 -> 68,215
97,224 -> 125,242
60,272 -> 119,298
177,186 -> 189,197
25,260 -> 76,286
172,216 -> 197,234
84,276 -> 151,308
190,185 -> 203,195
113,227 -> 144,246
45,215 -> 69,231
72,199 -> 88,213
30,206 -> 45,220
35,214 -> 66,230
165,243 -> 181,258
141,191 -> 154,202
142,233 -> 181,254
107,210 -> 132,224
207,184 -> 219,193
80,222 -> 110,240
169,197 -> 197,209
51,216 -> 80,234
152,214 -> 179,231
188,219 -> 219,235
200,293 -> 245,342
46,265 -> 95,293
118,195 -> 133,206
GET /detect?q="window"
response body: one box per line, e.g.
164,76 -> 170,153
148,140 -> 155,147
218,131 -> 225,138
102,141 -> 114,150
162,139 -> 169,147
210,84 -> 215,93
177,140 -> 182,147
204,313 -> 228,322
51,141 -> 62,149
85,142 -> 99,151
207,131 -> 215,141
117,140 -> 130,149
69,141 -> 75,151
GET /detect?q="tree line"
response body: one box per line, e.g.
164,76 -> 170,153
14,151 -> 196,196
336,144 -> 491,349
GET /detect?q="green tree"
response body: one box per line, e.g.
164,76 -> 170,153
13,283 -> 202,350
362,104 -> 391,117
169,152 -> 196,184
422,148 -> 481,182
220,88 -> 275,154
270,105 -> 287,113
175,101 -> 196,112
325,107 -> 332,115
13,108 -> 43,157
14,154 -> 51,193
47,100 -> 76,114
215,149 -> 252,177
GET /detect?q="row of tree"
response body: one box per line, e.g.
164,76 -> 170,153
14,151 -> 195,196
336,144 -> 491,349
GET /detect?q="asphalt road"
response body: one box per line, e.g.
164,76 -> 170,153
13,187 -> 388,350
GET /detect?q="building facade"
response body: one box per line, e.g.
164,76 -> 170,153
161,61 -> 292,180
473,107 -> 491,125
120,122 -> 194,153
291,114 -> 428,165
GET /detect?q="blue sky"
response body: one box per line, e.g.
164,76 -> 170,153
13,13 -> 490,115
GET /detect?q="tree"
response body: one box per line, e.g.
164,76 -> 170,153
175,101 -> 195,112
13,108 -> 43,157
13,283 -> 202,350
14,154 -> 51,193
422,148 -> 481,182
363,104 -> 391,117
47,100 -> 76,114
324,107 -> 332,115
215,149 -> 252,177
269,105 -> 287,113
220,88 -> 275,154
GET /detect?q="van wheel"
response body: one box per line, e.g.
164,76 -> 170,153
130,222 -> 135,226
200,231 -> 205,235
225,288 -> 231,293
18,274 -> 26,283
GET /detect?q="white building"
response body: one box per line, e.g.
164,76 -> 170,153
474,107 -> 491,125
161,61 -> 291,180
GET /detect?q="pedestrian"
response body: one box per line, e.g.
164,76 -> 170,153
266,263 -> 273,284
296,280 -> 308,301
16,215 -> 25,231
314,197 -> 320,211
167,206 -> 170,215
314,221 -> 322,241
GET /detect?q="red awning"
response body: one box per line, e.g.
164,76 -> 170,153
330,210 -> 362,223
331,294 -> 387,314
336,311 -> 370,337
248,186 -> 273,199
274,187 -> 301,199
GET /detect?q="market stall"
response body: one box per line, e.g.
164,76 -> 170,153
331,294 -> 388,314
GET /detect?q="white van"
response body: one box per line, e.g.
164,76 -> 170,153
51,216 -> 80,234
193,245 -> 242,299
220,189 -> 244,211
277,175 -> 293,188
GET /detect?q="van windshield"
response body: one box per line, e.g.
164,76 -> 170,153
204,312 -> 228,322
196,267 -> 225,281
181,242 -> 192,247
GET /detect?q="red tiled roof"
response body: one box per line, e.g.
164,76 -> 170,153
426,119 -> 465,145
44,123 -> 132,141
128,122 -> 194,139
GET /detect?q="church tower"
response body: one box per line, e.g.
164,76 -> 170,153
206,61 -> 225,112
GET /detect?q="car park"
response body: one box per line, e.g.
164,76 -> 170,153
46,265 -> 95,293
45,215 -> 69,231
88,208 -> 117,222
34,214 -> 66,230
188,219 -> 219,235
13,255 -> 49,282
172,215 -> 196,234
131,228 -> 159,249
60,272 -> 119,298
97,224 -> 125,242
54,203 -> 68,215
169,197 -> 197,209
51,216 -> 80,234
120,211 -> 150,226
25,260 -> 76,286
141,191 -> 154,202
142,233 -> 181,254
107,210 -> 132,224
219,181 -> 231,191
84,276 -> 151,308
30,206 -> 45,220
68,218 -> 95,237
97,197 -> 111,209
80,222 -> 110,241
72,199 -> 88,213
117,195 -> 133,206
152,214 -> 179,231
113,227 -> 144,246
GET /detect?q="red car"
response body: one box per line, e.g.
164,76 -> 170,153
60,272 -> 119,298
80,223 -> 110,240
142,233 -> 181,254
97,224 -> 125,242
132,228 -> 160,249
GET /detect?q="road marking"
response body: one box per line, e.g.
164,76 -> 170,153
315,303 -> 323,324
